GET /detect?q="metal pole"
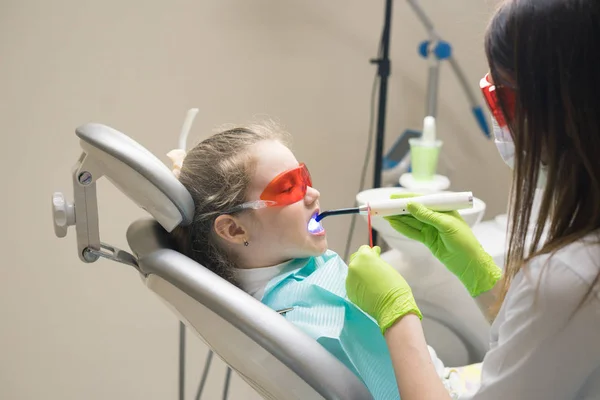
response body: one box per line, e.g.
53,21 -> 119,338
194,351 -> 214,400
179,322 -> 186,400
371,0 -> 394,246
426,53 -> 441,118
222,368 -> 232,400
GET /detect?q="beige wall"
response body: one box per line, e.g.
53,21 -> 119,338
1,1 -> 507,399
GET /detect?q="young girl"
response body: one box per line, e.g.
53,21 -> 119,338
168,121 -> 470,399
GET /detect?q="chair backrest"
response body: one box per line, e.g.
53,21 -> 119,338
127,219 -> 374,400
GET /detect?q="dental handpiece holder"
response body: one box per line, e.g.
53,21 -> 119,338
362,191 -> 473,217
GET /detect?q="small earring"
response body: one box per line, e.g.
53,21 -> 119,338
244,240 -> 249,247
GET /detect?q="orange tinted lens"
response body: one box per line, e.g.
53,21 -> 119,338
480,73 -> 516,127
260,163 -> 312,206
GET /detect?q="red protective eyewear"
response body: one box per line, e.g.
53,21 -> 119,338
225,163 -> 312,213
260,163 -> 312,205
479,73 -> 516,128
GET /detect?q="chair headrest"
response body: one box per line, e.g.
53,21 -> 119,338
76,123 -> 194,231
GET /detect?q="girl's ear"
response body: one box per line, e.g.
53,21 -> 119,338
214,215 -> 248,245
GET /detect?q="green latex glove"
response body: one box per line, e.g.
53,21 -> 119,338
385,193 -> 502,297
346,245 -> 422,334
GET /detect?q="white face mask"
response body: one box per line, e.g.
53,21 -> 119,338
491,115 -> 546,188
492,115 -> 515,168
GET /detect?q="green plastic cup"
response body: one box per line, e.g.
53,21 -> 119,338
409,139 -> 443,181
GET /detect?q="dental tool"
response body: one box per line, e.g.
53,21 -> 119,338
315,191 -> 473,222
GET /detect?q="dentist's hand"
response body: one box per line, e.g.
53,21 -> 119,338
385,193 -> 502,297
346,245 -> 422,334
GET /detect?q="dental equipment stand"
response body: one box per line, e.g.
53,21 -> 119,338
369,0 -> 490,244
52,123 -> 374,400
370,0 -> 393,246
407,0 -> 490,129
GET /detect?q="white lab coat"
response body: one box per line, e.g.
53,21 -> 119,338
472,234 -> 600,399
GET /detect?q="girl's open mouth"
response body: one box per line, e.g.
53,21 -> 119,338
308,211 -> 325,235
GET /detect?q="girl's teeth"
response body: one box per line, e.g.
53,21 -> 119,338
308,216 -> 324,234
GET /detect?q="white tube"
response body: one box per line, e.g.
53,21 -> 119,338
360,191 -> 473,217
178,108 -> 199,151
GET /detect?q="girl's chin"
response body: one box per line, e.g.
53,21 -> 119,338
297,238 -> 328,258
311,237 -> 329,254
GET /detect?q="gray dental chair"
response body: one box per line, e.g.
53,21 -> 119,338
51,123 -> 374,400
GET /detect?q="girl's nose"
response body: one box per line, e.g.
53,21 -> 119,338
304,186 -> 320,205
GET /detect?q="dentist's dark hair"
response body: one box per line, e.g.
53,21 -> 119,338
170,121 -> 289,285
485,0 -> 600,312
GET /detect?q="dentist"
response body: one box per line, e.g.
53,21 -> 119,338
346,1 -> 600,399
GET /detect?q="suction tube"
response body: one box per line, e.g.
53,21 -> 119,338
360,191 -> 473,217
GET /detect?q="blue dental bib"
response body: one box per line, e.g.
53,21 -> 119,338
261,250 -> 400,400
